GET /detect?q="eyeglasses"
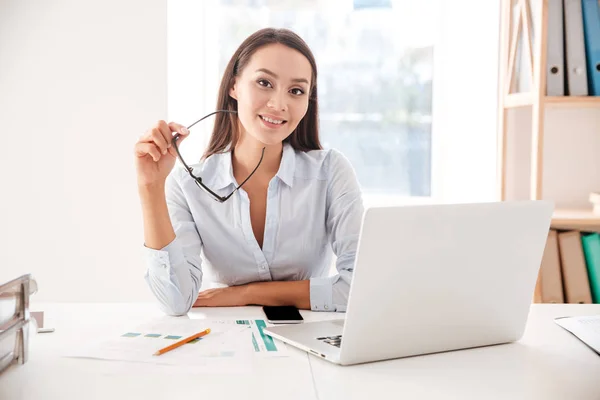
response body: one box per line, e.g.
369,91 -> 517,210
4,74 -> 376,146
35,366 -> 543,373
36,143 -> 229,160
171,110 -> 265,203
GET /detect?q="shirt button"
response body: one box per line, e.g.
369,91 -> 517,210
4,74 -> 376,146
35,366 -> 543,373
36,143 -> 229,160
161,264 -> 167,269
324,305 -> 329,310
261,264 -> 266,269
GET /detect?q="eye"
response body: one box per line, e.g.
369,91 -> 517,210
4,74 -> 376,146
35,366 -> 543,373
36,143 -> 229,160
290,88 -> 305,96
257,79 -> 272,88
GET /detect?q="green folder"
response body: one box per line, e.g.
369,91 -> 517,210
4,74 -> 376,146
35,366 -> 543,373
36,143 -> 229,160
581,233 -> 600,304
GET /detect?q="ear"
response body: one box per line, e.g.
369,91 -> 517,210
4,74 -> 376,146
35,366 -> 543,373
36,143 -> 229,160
229,79 -> 238,100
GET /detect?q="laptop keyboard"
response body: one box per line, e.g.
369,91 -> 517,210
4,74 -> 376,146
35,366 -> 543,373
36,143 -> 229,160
317,335 -> 342,348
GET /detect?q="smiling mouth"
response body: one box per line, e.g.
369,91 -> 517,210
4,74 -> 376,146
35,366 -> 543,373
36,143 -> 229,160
259,115 -> 287,125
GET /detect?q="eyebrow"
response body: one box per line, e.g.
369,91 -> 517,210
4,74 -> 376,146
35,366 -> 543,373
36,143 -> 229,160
255,68 -> 309,85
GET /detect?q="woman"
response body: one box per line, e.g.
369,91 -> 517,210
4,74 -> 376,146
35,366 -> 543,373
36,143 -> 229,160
134,28 -> 364,316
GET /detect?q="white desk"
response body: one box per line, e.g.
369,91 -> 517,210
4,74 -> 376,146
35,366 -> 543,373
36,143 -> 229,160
1,303 -> 599,400
311,304 -> 600,400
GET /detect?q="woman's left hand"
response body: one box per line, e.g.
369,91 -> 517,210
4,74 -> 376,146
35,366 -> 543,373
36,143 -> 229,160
193,286 -> 248,307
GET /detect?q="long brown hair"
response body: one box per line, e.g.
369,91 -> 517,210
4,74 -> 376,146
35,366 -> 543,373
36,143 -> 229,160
202,28 -> 322,159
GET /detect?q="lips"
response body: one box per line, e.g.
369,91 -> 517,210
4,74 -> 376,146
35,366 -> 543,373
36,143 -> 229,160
260,114 -> 287,122
259,114 -> 287,128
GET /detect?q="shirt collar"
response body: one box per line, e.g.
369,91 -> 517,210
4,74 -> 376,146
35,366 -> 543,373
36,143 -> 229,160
276,142 -> 296,188
189,150 -> 233,191
194,142 -> 296,190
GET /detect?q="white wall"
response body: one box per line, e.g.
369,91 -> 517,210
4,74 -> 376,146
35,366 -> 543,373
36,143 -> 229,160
505,107 -> 600,207
0,0 -> 167,301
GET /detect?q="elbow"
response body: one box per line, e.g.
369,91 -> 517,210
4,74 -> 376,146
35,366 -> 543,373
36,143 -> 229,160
146,279 -> 194,316
157,297 -> 193,316
164,304 -> 191,317
145,268 -> 198,316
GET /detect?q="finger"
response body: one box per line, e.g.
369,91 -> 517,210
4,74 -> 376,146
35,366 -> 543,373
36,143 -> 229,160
139,120 -> 167,143
196,289 -> 214,298
153,120 -> 171,145
135,142 -> 162,162
151,128 -> 169,155
193,298 -> 209,307
167,145 -> 178,158
168,121 -> 190,147
168,122 -> 189,139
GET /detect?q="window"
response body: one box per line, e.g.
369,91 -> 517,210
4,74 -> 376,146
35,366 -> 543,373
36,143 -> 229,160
168,0 -> 500,206
169,0 -> 438,204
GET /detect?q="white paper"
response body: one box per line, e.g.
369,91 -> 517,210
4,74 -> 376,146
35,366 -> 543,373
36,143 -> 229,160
64,318 -> 288,373
555,315 -> 600,355
215,318 -> 289,357
64,319 -> 255,373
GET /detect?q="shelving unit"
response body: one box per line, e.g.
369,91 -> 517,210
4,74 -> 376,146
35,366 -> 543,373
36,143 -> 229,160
497,0 -> 600,232
504,94 -> 600,108
551,209 -> 600,229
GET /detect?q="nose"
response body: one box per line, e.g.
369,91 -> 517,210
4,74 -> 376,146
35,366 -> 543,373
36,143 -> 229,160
267,90 -> 287,112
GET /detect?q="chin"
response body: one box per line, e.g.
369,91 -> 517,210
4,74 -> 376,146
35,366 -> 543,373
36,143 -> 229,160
253,134 -> 288,146
252,127 -> 294,146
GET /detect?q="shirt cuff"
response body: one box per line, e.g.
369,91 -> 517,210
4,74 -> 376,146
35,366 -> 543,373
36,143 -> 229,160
309,276 -> 335,312
144,238 -> 185,277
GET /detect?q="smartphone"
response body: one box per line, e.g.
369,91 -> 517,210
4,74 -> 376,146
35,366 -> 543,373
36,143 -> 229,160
262,305 -> 304,324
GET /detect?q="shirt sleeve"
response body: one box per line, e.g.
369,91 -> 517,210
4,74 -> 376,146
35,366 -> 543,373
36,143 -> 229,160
143,168 -> 203,316
310,150 -> 364,312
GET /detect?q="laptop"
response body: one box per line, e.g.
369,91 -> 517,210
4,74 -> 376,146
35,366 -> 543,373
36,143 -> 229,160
264,200 -> 554,366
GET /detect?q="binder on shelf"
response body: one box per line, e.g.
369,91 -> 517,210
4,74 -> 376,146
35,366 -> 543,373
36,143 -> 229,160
528,0 -> 565,95
581,233 -> 600,303
581,0 -> 600,95
564,0 -> 589,95
557,230 -> 593,303
534,229 -> 564,303
545,0 -> 565,95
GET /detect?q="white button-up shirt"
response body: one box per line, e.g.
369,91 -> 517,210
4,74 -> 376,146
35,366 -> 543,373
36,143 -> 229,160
144,143 -> 364,316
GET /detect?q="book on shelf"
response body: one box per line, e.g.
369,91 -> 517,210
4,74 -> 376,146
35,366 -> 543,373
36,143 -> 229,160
534,229 -> 564,303
557,230 -> 593,303
534,228 -> 600,304
581,233 -> 600,303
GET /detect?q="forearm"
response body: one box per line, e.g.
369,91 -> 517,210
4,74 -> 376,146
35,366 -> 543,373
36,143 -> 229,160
245,280 -> 311,310
138,183 -> 176,250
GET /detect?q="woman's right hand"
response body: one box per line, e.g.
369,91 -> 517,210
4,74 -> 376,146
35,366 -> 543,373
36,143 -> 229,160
134,120 -> 189,187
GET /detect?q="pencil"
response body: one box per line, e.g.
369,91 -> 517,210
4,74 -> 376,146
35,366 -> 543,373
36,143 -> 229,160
153,328 -> 211,356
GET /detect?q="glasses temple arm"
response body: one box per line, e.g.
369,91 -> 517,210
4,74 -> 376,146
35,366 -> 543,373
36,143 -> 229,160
223,147 -> 266,201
